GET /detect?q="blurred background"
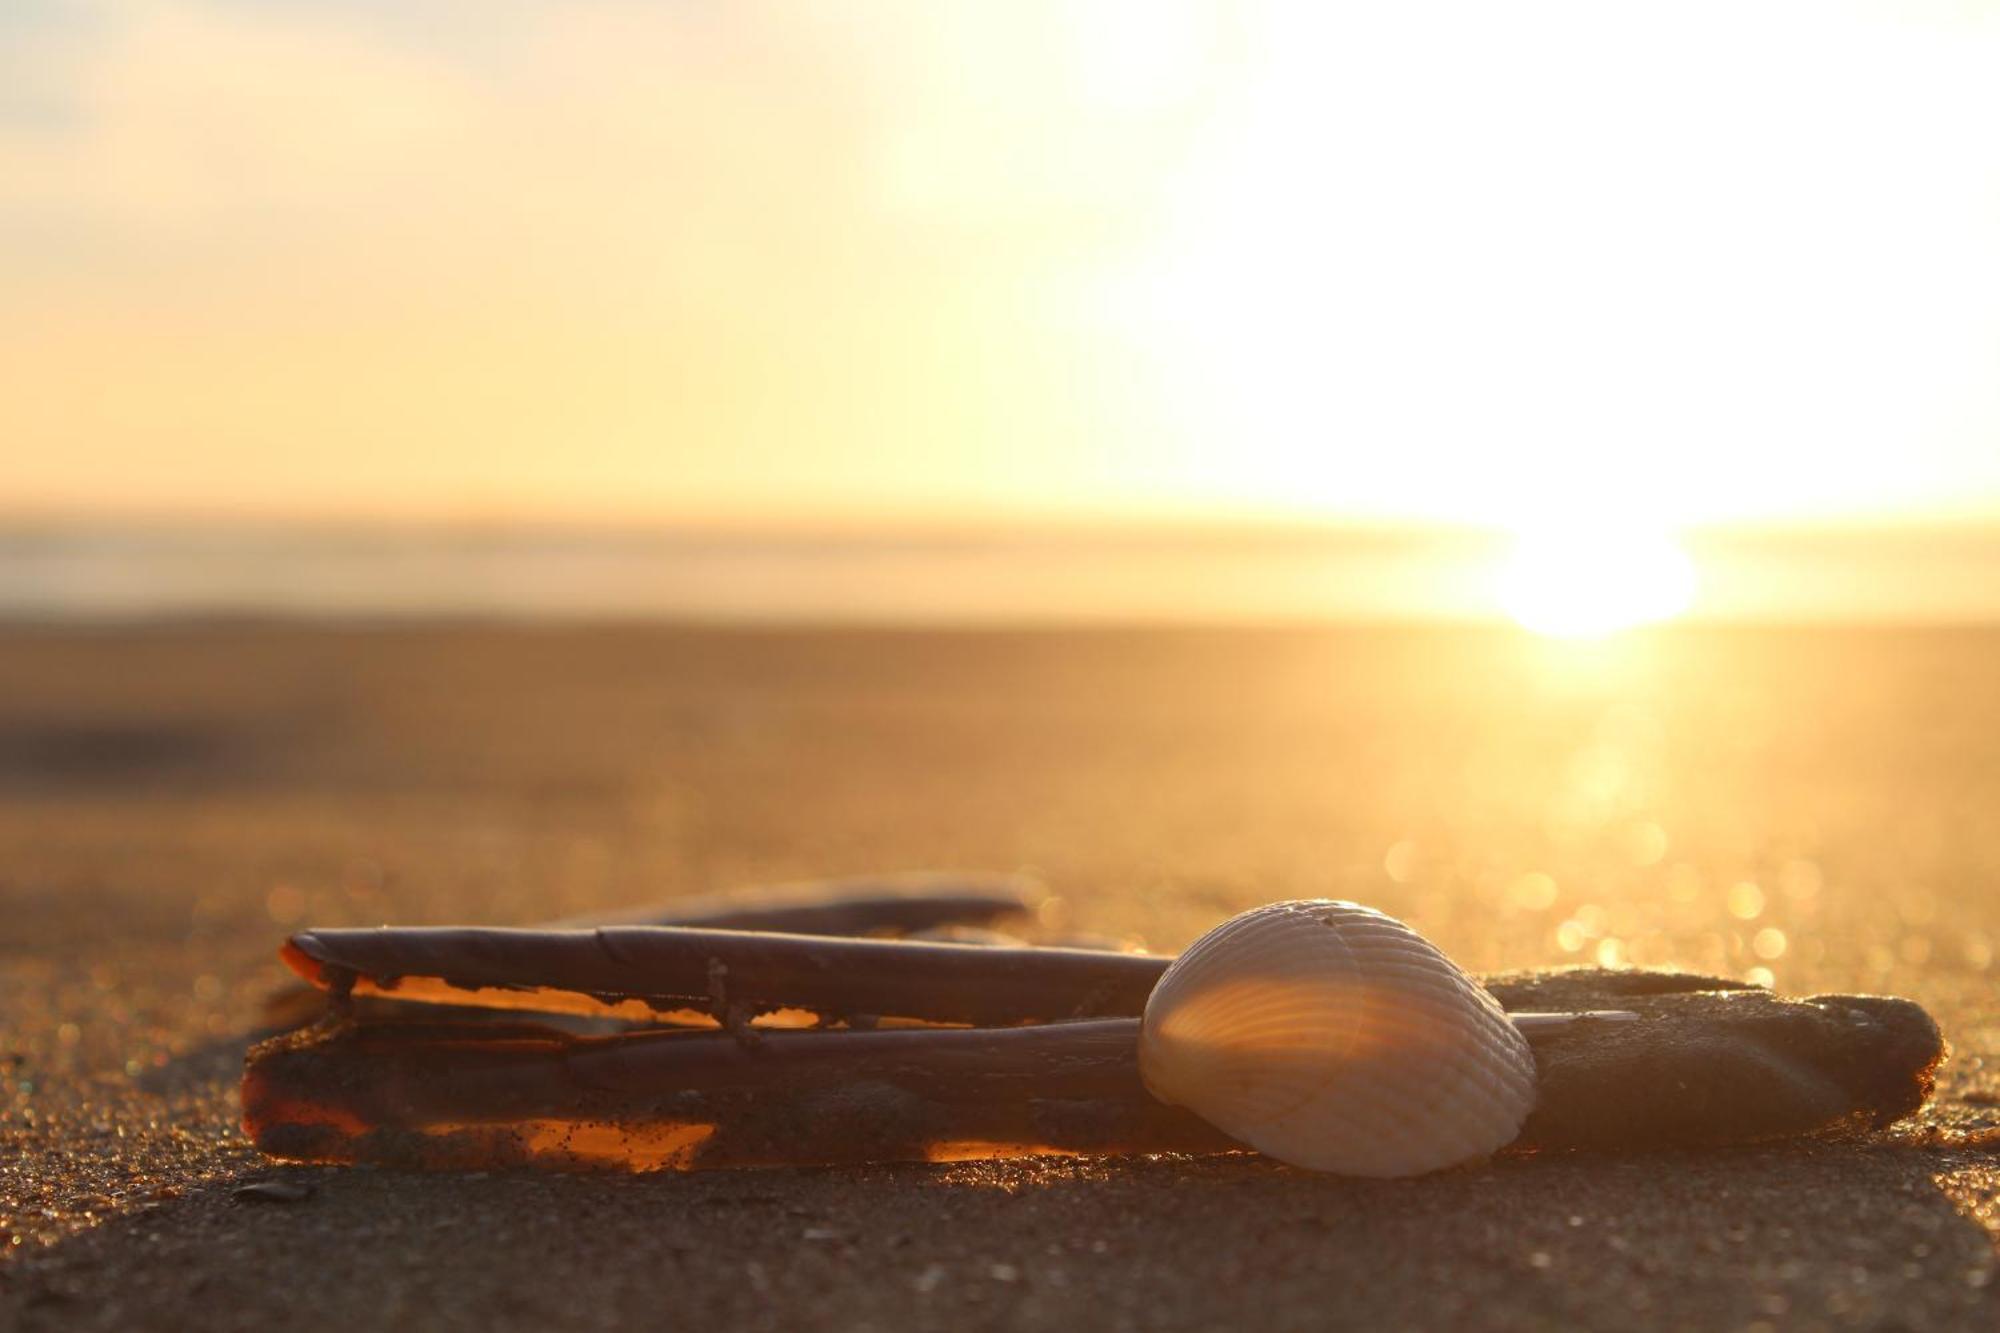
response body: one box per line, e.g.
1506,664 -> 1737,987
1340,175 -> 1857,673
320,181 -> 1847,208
4,0 -> 2000,1089
7,0 -> 2000,626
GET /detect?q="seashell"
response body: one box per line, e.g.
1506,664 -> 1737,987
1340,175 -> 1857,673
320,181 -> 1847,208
1137,899 -> 1537,1177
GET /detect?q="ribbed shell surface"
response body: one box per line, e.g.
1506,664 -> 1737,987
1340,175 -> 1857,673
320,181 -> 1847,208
1137,900 -> 1536,1177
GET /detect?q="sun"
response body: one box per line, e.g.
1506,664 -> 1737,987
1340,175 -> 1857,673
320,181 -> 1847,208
1499,526 -> 1697,638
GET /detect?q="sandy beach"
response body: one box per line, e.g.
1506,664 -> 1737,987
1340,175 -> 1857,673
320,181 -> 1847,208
4,622 -> 2000,1330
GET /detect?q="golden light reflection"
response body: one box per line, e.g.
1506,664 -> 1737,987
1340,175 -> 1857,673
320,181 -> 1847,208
1727,882 -> 1768,921
1499,526 -> 1698,638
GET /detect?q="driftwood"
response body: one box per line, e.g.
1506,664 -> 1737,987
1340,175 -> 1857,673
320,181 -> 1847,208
547,873 -> 1038,936
245,942 -> 1944,1172
260,875 -> 1043,1030
282,926 -> 1165,1027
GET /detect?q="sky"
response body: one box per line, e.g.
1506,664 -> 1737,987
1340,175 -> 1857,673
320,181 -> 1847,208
5,0 -> 2000,534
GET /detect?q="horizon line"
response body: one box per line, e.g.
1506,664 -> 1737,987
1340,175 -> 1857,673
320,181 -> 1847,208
4,510 -> 2000,545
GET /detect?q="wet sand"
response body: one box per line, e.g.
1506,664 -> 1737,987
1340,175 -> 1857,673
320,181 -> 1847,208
3,623 -> 1999,1330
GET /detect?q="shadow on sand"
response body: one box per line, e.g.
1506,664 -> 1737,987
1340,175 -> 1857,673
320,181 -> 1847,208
6,1133 -> 1999,1331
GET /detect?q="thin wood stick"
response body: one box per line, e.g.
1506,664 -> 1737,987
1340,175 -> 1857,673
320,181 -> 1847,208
549,873 -> 1038,935
262,875 -> 1042,1031
284,925 -> 1167,1026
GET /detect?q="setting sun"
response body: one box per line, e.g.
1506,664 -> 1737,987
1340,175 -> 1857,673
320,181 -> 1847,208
1499,526 -> 1697,638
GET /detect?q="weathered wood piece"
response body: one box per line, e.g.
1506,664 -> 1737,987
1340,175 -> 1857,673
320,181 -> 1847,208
284,925 -> 1165,1026
549,873 -> 1038,935
263,876 -> 1044,1031
243,968 -> 1943,1172
1484,969 -> 1943,1150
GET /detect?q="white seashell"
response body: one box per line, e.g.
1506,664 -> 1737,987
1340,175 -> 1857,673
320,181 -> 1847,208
1137,900 -> 1537,1177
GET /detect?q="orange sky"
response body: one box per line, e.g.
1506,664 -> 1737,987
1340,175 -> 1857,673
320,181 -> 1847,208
5,1 -> 2000,533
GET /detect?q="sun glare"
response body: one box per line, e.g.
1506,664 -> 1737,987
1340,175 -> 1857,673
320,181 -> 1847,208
1499,527 -> 1697,638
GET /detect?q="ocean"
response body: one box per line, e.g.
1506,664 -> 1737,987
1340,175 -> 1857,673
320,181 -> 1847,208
1,521 -> 1997,623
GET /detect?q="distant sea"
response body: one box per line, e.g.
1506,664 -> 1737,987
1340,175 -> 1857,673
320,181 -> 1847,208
1,522 -> 1996,624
